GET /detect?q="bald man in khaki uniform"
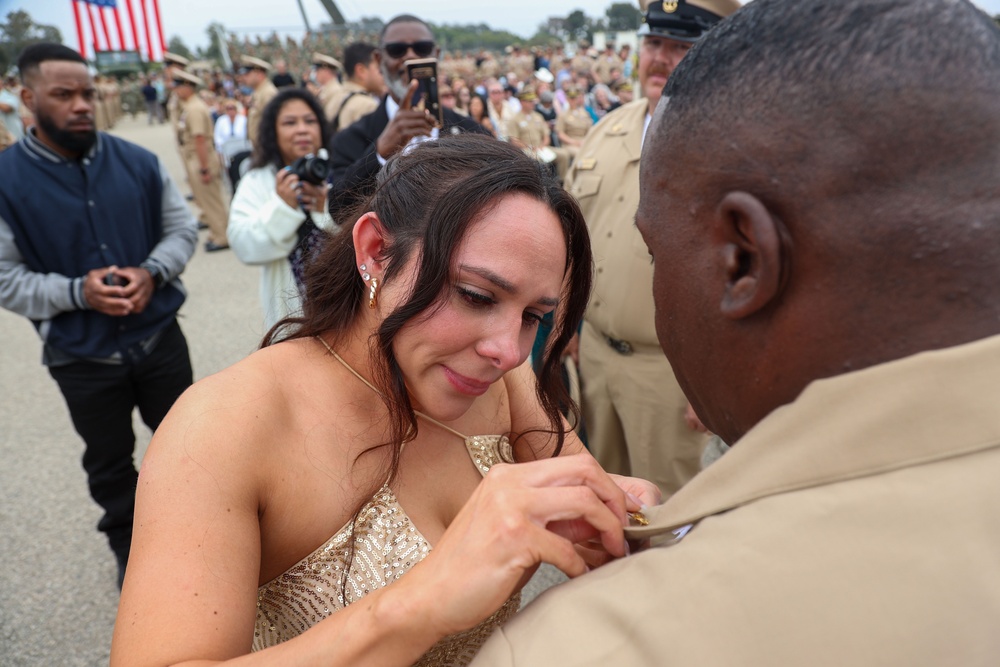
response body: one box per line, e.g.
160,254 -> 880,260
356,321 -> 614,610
566,0 -> 739,497
241,56 -> 277,147
472,1 -> 1000,663
173,71 -> 229,251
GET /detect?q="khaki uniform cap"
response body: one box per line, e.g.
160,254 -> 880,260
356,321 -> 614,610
312,52 -> 343,71
163,51 -> 189,68
172,69 -> 204,88
239,55 -> 273,72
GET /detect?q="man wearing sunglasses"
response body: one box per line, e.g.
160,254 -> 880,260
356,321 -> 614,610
328,13 -> 488,218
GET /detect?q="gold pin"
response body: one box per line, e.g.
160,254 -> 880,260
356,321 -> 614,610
628,511 -> 649,526
663,1 -> 679,13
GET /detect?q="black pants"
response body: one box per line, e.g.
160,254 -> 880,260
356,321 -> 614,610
47,319 -> 193,562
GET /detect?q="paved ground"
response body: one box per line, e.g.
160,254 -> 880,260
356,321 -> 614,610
0,114 -> 563,665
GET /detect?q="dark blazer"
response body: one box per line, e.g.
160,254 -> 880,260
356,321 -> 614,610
328,96 -> 489,222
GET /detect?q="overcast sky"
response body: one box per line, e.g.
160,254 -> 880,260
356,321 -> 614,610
4,0 -> 1000,53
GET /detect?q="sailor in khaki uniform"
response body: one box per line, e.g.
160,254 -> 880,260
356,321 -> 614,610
162,51 -> 189,134
505,88 -> 554,166
472,1 -> 1000,664
323,44 -> 381,132
565,0 -> 739,497
311,52 -> 344,122
173,70 -> 229,251
552,84 -> 592,181
240,56 -> 278,147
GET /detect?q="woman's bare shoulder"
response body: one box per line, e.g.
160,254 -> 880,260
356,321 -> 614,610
146,339 -> 324,468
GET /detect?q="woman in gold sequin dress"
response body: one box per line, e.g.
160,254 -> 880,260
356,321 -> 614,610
111,135 -> 659,667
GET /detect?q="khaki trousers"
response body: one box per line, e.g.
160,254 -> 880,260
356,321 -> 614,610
580,320 -> 706,497
184,153 -> 229,246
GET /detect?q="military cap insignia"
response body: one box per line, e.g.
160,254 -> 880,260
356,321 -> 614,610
663,1 -> 679,12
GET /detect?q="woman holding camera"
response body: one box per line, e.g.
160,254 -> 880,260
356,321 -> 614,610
111,135 -> 658,666
228,88 -> 335,330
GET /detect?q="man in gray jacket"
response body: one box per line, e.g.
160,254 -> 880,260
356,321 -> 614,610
0,43 -> 197,588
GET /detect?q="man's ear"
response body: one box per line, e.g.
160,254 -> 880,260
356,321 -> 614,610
715,191 -> 785,320
20,86 -> 35,114
352,212 -> 387,275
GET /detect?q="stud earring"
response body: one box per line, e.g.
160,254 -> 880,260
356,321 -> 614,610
368,278 -> 379,309
360,264 -> 367,271
362,272 -> 371,281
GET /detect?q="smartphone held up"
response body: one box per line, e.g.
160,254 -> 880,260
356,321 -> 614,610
405,58 -> 443,127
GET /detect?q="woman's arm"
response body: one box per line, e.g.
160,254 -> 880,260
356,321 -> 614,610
110,363 -> 449,667
227,168 -> 310,265
111,360 -> 630,666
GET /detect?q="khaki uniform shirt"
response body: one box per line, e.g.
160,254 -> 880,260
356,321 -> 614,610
556,107 -> 593,144
318,78 -> 344,122
474,334 -> 1000,666
565,98 -> 654,345
593,54 -> 623,85
167,92 -> 181,132
326,81 -> 378,130
247,79 -> 278,146
177,95 -> 217,165
506,110 -> 549,149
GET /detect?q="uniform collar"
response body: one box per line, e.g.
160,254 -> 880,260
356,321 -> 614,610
627,334 -> 1000,539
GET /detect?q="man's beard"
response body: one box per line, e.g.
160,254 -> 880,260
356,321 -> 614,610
380,60 -> 410,102
36,111 -> 96,155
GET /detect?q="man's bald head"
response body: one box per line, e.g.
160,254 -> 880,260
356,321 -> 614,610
637,0 -> 1000,444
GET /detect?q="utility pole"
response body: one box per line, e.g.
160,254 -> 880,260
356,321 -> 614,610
295,0 -> 313,32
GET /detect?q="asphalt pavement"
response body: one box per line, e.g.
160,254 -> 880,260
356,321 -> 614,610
0,113 -> 563,666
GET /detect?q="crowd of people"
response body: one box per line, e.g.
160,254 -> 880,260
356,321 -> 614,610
3,0 -> 1000,665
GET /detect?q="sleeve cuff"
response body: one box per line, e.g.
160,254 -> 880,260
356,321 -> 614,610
72,277 -> 92,310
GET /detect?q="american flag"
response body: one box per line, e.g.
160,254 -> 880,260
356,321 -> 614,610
71,0 -> 167,62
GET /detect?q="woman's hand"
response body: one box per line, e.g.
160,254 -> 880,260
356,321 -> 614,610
397,453 -> 629,639
276,167 -> 301,209
298,181 -> 328,215
572,473 -> 662,569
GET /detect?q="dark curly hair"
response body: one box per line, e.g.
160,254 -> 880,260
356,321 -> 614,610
250,88 -> 331,170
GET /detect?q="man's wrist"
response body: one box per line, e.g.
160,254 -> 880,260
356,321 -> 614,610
141,263 -> 166,289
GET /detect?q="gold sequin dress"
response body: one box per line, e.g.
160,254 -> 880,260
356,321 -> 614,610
253,343 -> 520,665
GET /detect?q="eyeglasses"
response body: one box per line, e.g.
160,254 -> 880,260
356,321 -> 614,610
382,40 -> 435,59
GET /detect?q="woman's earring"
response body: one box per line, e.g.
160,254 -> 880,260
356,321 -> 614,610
360,264 -> 371,281
368,278 -> 379,309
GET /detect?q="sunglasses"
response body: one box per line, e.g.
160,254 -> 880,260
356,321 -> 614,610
382,40 -> 435,59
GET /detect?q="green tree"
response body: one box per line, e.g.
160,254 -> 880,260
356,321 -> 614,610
564,9 -> 589,41
606,2 -> 643,31
201,22 -> 226,63
0,10 -> 63,75
167,35 -> 194,61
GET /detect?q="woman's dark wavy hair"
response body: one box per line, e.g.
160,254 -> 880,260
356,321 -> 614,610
264,133 -> 592,601
266,132 -> 591,465
250,88 -> 331,170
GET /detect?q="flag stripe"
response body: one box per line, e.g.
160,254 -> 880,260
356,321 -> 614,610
72,0 -> 87,58
74,0 -> 166,61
